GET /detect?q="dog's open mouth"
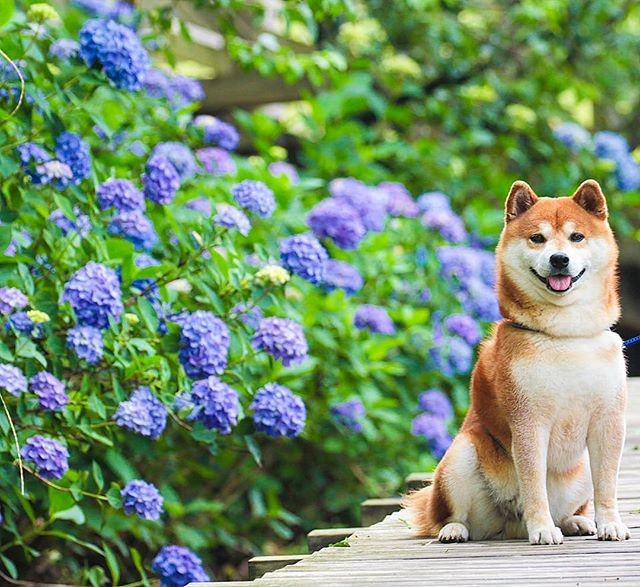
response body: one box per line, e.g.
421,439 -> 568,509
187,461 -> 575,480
530,268 -> 586,293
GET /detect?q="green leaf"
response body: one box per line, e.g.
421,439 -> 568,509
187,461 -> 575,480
48,485 -> 76,516
103,542 -> 120,586
87,394 -> 107,419
130,547 -> 151,586
137,297 -> 160,333
0,554 -> 17,579
0,341 -> 12,361
0,0 -> 14,28
0,225 -> 11,252
244,435 -> 262,466
92,461 -> 104,492
52,505 -> 86,525
106,484 -> 123,509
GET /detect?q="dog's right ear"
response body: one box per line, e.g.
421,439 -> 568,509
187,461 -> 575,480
505,181 -> 538,223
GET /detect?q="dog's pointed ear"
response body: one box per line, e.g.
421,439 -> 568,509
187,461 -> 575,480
505,181 -> 538,223
572,179 -> 608,220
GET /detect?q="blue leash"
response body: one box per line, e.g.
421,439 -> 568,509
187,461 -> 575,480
509,321 -> 640,349
624,334 -> 640,348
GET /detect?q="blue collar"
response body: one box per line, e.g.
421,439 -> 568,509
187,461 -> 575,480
506,320 -> 640,348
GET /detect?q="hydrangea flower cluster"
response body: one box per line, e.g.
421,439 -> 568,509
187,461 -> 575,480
268,161 -> 299,184
307,198 -> 366,250
279,234 -> 328,285
66,325 -> 104,364
230,303 -> 264,330
322,260 -> 363,295
34,161 -> 73,187
114,386 -> 167,439
329,177 -> 388,232
97,178 -> 145,211
185,197 -> 212,217
250,383 -> 306,438
121,479 -> 164,521
354,305 -> 395,334
552,122 -> 590,151
50,206 -> 91,238
0,363 -> 27,396
108,210 -> 158,251
411,413 -> 452,459
143,156 -> 181,204
418,191 -> 467,243
151,142 -> 197,180
429,335 -> 473,376
444,314 -> 481,345
214,204 -> 251,236
196,147 -> 236,176
7,312 -> 38,336
331,399 -> 366,432
21,435 -> 69,480
195,115 -> 239,151
17,143 -> 51,183
79,18 -> 150,91
252,317 -> 308,366
49,39 -> 80,60
378,181 -> 419,217
30,371 -> 68,411
55,132 -> 91,184
179,376 -> 239,434
0,287 -> 28,314
418,389 -> 453,421
142,69 -> 204,108
60,262 -> 123,329
232,180 -> 276,218
255,265 -> 290,286
152,545 -> 210,587
179,312 -> 230,379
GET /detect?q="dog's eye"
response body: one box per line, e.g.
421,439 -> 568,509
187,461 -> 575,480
570,232 -> 585,242
529,234 -> 546,244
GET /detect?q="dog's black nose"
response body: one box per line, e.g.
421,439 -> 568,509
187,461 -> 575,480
550,252 -> 570,269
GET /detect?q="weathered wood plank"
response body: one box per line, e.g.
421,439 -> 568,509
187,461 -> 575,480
360,497 -> 402,526
247,555 -> 309,580
306,527 -> 360,552
405,472 -> 434,491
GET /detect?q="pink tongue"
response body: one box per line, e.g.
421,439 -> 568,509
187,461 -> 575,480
548,275 -> 571,291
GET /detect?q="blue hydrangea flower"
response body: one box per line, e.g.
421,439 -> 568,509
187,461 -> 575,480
17,143 -> 51,184
55,132 -> 91,184
50,206 -> 91,237
379,181 -> 419,217
114,386 -> 167,439
179,312 -> 230,379
418,389 -> 453,420
615,155 -> 640,191
444,314 -> 481,345
79,19 -> 150,91
411,413 -> 452,459
185,197 -> 212,217
354,305 -> 395,334
322,260 -> 363,295
268,161 -> 299,184
34,161 -> 73,188
252,317 -> 308,366
195,115 -> 239,151
49,39 -> 80,60
0,287 -> 28,314
97,178 -> 145,211
307,198 -> 366,250
169,75 -> 204,106
30,372 -> 68,411
429,336 -> 473,376
21,436 -> 69,480
143,155 -> 180,205
331,399 -> 366,432
196,147 -> 236,176
422,208 -> 467,243
121,479 -> 164,521
329,177 -> 388,232
214,204 -> 251,236
152,545 -> 210,587
553,122 -> 590,151
109,210 -> 158,250
60,262 -> 123,329
250,383 -> 306,438
67,326 -> 104,364
0,363 -> 27,396
230,303 -> 263,330
232,180 -> 275,218
457,279 -> 501,322
179,376 -> 239,434
437,246 -> 496,286
417,191 -> 451,213
280,234 -> 328,285
594,131 -> 629,162
6,312 -> 41,337
151,142 -> 197,180
142,68 -> 170,99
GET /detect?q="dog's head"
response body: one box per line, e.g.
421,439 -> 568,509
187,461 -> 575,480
496,180 -> 619,331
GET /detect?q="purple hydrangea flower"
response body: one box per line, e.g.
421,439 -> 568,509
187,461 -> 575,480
196,147 -> 236,176
322,260 -> 363,295
49,39 -> 80,60
143,155 -> 180,205
279,234 -> 328,285
67,326 -> 104,364
553,122 -> 590,151
151,142 -> 197,180
250,383 -> 306,438
214,204 -> 251,236
60,262 -> 123,329
379,181 -> 419,217
268,161 -> 299,184
232,180 -> 275,218
108,210 -> 158,250
168,75 -> 204,106
0,287 -> 28,314
307,198 -> 366,250
422,208 -> 467,243
141,68 -> 170,99
195,115 -> 239,151
30,372 -> 68,411
179,312 -> 230,379
252,317 -> 308,366
411,413 -> 452,459
437,247 -> 496,287
418,389 -> 453,420
21,436 -> 69,480
97,178 -> 145,211
429,336 -> 473,376
50,206 -> 91,237
55,132 -> 91,184
114,386 -> 167,439
17,143 -> 51,184
0,364 -> 27,396
230,303 -> 263,330
354,305 -> 395,334
417,191 -> 451,213
7,312 -> 41,337
457,279 -> 502,322
185,198 -> 212,217
594,131 -> 629,162
152,545 -> 210,587
331,399 -> 366,432
34,161 -> 73,188
444,314 -> 481,345
329,177 -> 387,232
79,18 -> 150,91
615,155 -> 640,191
121,479 -> 164,520
179,376 -> 239,434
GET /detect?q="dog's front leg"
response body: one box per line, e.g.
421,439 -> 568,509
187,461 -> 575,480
588,403 -> 630,541
512,423 -> 563,545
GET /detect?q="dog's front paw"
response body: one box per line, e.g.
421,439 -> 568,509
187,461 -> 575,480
528,524 -> 563,545
438,522 -> 469,543
561,515 -> 596,536
597,521 -> 630,541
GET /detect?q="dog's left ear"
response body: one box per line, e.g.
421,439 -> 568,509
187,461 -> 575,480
505,181 -> 538,222
572,179 -> 608,220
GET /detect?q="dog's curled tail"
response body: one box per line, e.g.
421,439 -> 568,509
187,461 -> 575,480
401,485 -> 438,537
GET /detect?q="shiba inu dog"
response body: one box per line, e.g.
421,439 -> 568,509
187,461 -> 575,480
404,179 -> 630,545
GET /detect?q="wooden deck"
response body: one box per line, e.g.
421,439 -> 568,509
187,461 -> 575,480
195,378 -> 640,586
